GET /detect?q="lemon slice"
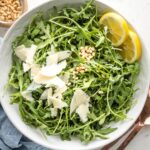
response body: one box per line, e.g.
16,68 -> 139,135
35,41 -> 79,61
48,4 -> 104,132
120,30 -> 142,63
99,12 -> 129,46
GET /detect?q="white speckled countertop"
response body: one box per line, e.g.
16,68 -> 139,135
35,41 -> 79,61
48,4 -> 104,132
0,0 -> 150,149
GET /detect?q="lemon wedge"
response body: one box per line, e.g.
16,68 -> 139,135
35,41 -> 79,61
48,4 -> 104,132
120,30 -> 142,63
99,12 -> 129,46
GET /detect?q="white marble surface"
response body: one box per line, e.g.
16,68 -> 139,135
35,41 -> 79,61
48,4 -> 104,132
0,0 -> 150,149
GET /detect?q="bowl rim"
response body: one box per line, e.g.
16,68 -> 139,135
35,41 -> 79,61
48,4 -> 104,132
0,0 -> 28,28
0,0 -> 149,149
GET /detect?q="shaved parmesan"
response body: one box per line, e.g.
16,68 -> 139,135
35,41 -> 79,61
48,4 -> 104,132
59,73 -> 70,84
47,88 -> 53,105
56,94 -> 63,100
40,86 -> 67,114
70,89 -> 90,114
48,88 -> 53,97
58,60 -> 67,70
48,96 -> 67,109
40,89 -> 48,100
57,51 -> 71,61
27,82 -> 41,91
40,60 -> 67,77
40,64 -> 61,77
53,85 -> 67,98
23,63 -> 31,72
15,44 -> 37,72
26,45 -> 37,64
30,64 -> 41,78
46,51 -> 71,66
46,53 -> 58,65
15,45 -> 27,61
41,87 -> 67,108
76,103 -> 89,123
21,82 -> 41,101
40,88 -> 53,104
22,91 -> 34,101
15,44 -> 37,64
40,83 -> 67,99
46,76 -> 66,88
50,108 -> 58,117
33,60 -> 67,86
34,72 -> 65,88
34,73 -> 53,84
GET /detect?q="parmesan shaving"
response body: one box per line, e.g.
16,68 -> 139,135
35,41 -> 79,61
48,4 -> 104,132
15,44 -> 37,72
76,103 -> 89,123
70,89 -> 90,114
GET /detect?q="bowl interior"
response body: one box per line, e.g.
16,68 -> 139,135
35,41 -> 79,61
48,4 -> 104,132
0,0 -> 149,150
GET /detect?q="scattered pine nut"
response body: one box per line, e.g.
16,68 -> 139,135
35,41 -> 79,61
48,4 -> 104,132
80,46 -> 96,60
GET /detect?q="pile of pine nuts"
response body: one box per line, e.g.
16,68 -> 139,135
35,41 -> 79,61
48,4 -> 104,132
0,0 -> 22,22
74,65 -> 87,74
79,46 -> 95,61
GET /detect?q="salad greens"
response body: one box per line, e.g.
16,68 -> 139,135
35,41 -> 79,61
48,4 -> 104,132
8,0 -> 140,143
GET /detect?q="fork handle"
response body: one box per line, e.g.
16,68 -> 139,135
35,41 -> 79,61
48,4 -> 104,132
117,121 -> 144,150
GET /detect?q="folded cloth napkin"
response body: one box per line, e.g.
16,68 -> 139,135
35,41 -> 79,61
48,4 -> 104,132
0,38 -> 49,150
0,106 -> 49,150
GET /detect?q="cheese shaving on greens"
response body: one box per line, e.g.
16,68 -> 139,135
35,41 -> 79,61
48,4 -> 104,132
46,51 -> 71,65
49,96 -> 68,109
70,89 -> 90,114
23,63 -> 31,72
15,44 -> 37,72
46,53 -> 58,65
40,60 -> 67,77
21,82 -> 41,101
76,103 -> 90,123
50,108 -> 58,117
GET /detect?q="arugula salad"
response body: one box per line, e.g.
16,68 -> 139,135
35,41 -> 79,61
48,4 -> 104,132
8,0 -> 140,143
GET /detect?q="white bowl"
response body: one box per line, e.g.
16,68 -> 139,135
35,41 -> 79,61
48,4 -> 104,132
0,0 -> 149,150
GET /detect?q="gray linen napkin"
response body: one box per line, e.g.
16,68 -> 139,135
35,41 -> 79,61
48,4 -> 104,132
0,106 -> 49,150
